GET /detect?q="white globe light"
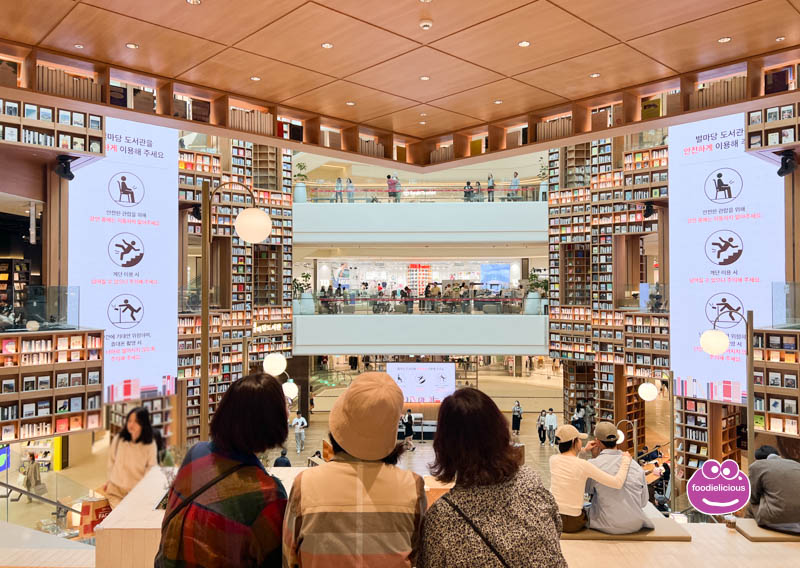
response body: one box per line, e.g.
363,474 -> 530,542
263,352 -> 287,376
617,429 -> 626,444
700,328 -> 730,356
234,207 -> 271,244
638,381 -> 659,402
25,320 -> 40,332
282,379 -> 299,401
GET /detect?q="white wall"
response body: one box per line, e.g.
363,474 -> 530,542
292,314 -> 548,355
293,202 -> 547,245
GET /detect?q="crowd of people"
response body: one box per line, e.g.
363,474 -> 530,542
95,369 -> 800,567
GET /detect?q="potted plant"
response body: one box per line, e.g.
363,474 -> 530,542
291,272 -> 315,315
524,271 -> 549,314
294,162 -> 309,203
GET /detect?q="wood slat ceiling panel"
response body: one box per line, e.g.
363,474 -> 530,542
322,0 -> 533,43
80,0 -> 307,46
347,47 -> 503,103
0,0 -> 77,46
550,0 -> 759,41
234,2 -> 419,78
429,78 -> 567,122
177,48 -> 334,103
364,105 -> 482,139
281,81 -> 418,122
516,44 -> 675,100
629,0 -> 800,73
430,1 -> 618,77
40,3 -> 225,77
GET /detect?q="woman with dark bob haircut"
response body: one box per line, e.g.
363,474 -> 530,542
418,388 -> 567,568
155,373 -> 289,567
105,406 -> 157,507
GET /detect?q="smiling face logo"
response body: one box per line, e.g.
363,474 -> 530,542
686,459 -> 750,515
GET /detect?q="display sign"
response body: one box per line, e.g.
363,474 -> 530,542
69,117 -> 178,402
669,114 -> 785,403
387,362 -> 456,403
481,263 -> 510,290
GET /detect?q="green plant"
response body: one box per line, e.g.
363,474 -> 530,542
292,272 -> 312,298
293,162 -> 309,182
528,270 -> 549,294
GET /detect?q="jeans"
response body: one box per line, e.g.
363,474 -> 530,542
334,191 -> 343,203
488,190 -> 494,202
295,430 -> 305,453
547,426 -> 556,444
347,191 -> 355,203
538,426 -> 546,444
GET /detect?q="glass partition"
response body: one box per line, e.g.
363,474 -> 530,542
295,292 -> 546,315
616,282 -> 669,313
178,286 -> 220,313
771,281 -> 800,328
300,182 -> 548,203
0,286 -> 80,333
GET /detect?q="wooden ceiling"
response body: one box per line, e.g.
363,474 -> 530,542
3,0 -> 800,139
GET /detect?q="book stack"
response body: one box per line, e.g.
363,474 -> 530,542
36,65 -> 101,102
359,138 -> 385,158
688,76 -> 747,110
229,108 -> 274,136
429,145 -> 454,164
536,116 -> 573,142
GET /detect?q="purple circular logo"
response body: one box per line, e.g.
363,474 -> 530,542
686,459 -> 750,515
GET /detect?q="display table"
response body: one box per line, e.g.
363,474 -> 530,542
95,466 -> 307,568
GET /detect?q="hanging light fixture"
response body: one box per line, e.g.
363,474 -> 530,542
700,328 -> 730,356
637,381 -> 659,402
263,352 -> 288,376
234,207 -> 271,244
282,378 -> 299,401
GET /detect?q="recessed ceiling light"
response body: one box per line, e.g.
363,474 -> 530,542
126,43 -> 139,49
717,36 -> 732,43
776,36 -> 786,42
345,101 -> 356,106
419,112 -> 427,117
74,44 -> 84,49
419,0 -> 432,3
186,0 -> 201,4
518,41 -> 530,47
250,76 -> 261,81
494,99 -> 503,104
321,42 -> 334,49
419,121 -> 427,125
420,19 -> 433,31
419,75 -> 430,81
588,73 -> 600,78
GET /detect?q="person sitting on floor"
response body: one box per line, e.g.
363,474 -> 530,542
585,422 -> 654,534
549,424 -> 632,532
749,445 -> 800,533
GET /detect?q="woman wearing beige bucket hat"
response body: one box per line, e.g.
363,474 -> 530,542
282,372 -> 427,567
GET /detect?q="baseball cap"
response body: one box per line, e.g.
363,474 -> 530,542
555,424 -> 588,444
594,421 -> 619,443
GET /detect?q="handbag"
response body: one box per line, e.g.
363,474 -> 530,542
154,462 -> 248,567
441,494 -> 511,568
33,482 -> 47,496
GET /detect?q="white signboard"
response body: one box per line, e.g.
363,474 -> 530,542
387,362 -> 456,403
669,114 -> 784,403
69,118 -> 178,402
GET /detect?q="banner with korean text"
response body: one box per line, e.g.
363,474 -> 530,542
69,117 -> 177,402
669,114 -> 784,403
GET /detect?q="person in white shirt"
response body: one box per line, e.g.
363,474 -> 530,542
509,171 -> 520,199
291,411 -> 308,454
544,408 -> 558,446
549,424 -> 632,532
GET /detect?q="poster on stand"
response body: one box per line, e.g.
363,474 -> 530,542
69,117 -> 177,402
669,113 -> 785,403
387,362 -> 456,403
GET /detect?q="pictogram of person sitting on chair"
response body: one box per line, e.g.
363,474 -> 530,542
118,176 -> 137,203
713,173 -> 732,200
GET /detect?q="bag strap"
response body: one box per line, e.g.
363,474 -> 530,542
163,462 -> 248,528
441,494 -> 511,568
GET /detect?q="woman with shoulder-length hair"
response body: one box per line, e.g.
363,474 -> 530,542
105,406 -> 157,508
418,388 -> 567,568
155,372 -> 289,567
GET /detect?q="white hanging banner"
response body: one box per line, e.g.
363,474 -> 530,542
668,113 -> 785,403
69,117 -> 178,402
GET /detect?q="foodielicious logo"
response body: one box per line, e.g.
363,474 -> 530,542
686,459 -> 750,515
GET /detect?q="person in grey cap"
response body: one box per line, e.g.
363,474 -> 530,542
585,421 -> 654,534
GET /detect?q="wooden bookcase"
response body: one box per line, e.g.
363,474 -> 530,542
0,258 -> 30,308
752,328 -> 800,438
0,329 -> 104,443
563,360 -> 595,423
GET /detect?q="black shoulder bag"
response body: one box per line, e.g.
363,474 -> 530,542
441,493 -> 511,568
154,462 -> 248,567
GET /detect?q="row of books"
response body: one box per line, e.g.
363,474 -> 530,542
754,395 -> 798,414
687,76 -> 747,111
754,414 -> 799,435
36,65 -> 102,102
229,108 -> 274,136
430,145 -> 454,164
754,370 -> 798,389
536,117 -> 573,142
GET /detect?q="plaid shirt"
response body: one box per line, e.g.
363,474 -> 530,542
283,453 -> 426,568
156,442 -> 287,567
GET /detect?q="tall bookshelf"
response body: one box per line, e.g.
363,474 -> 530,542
752,328 -> 800,439
0,258 -> 30,308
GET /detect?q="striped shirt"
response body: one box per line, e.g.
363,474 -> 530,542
282,453 -> 426,568
156,441 -> 287,568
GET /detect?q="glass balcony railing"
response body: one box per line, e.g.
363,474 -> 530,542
294,292 -> 548,315
771,282 -> 800,328
296,182 -> 548,204
0,286 -> 80,334
616,282 -> 669,313
178,286 -> 220,313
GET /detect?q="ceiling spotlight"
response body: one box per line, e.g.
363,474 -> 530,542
419,75 -> 430,81
419,112 -> 427,117
776,36 -> 786,42
54,155 -> 75,181
419,0 -> 432,3
419,121 -> 427,125
778,150 -> 797,177
186,0 -> 201,4
420,19 -> 433,31
494,99 -> 503,104
74,44 -> 84,49
345,101 -> 356,106
249,76 -> 261,81
589,73 -> 600,78
125,42 -> 139,49
518,40 -> 531,47
717,36 -> 732,43
321,42 -> 334,49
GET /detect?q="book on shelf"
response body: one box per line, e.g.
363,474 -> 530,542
770,417 -> 784,433
785,418 -> 798,435
87,413 -> 100,430
69,415 -> 82,431
754,414 -> 766,430
55,418 -> 69,433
